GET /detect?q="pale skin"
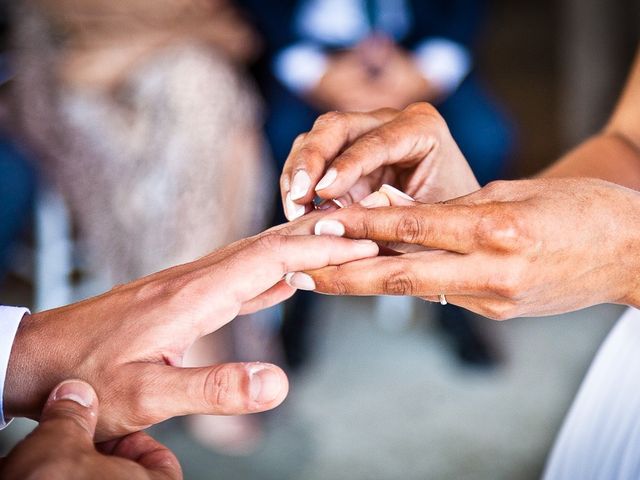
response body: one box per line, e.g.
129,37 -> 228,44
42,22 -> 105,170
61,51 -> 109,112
1,380 -> 183,480
3,216 -> 379,443
281,51 -> 640,320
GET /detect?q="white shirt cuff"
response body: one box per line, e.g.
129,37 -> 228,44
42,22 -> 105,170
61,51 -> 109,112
273,42 -> 329,94
0,306 -> 29,430
413,37 -> 472,95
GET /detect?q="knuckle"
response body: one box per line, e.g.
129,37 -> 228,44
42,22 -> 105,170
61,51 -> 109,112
483,180 -> 510,195
382,269 -> 417,296
405,101 -> 438,116
490,265 -> 527,300
292,133 -> 308,147
255,233 -> 286,254
477,212 -> 532,253
314,111 -> 345,130
395,213 -> 426,244
483,302 -> 517,321
204,366 -> 235,409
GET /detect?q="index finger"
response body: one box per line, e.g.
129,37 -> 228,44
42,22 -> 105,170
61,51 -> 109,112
281,109 -> 396,218
316,204 -> 484,254
99,432 -> 182,480
196,234 -> 380,333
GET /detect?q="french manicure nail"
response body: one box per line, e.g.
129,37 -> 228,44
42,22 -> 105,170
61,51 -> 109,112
359,191 -> 387,208
314,219 -> 345,237
285,192 -> 306,221
380,184 -> 414,201
285,272 -> 316,291
248,365 -> 282,404
290,170 -> 311,201
51,380 -> 95,408
316,168 -> 338,191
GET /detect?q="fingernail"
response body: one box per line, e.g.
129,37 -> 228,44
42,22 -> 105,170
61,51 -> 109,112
290,170 -> 311,201
285,272 -> 316,291
355,239 -> 376,245
248,365 -> 282,404
359,191 -> 388,208
332,198 -> 346,208
285,192 -> 306,221
316,168 -> 338,191
51,380 -> 95,408
380,184 -> 414,201
314,219 -> 345,237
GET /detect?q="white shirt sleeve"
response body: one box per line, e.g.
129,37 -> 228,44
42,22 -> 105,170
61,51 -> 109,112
0,306 -> 29,430
273,42 -> 330,95
413,37 -> 473,96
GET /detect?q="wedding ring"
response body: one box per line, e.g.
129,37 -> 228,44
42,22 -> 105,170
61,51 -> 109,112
439,294 -> 448,306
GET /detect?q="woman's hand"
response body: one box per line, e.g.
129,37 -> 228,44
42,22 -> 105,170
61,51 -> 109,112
280,103 -> 480,220
0,379 -> 182,480
4,215 -> 379,440
290,178 -> 640,320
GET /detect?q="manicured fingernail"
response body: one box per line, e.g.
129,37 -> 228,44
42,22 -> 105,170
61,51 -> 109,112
359,191 -> 388,208
51,380 -> 95,408
290,170 -> 311,201
285,272 -> 316,291
355,239 -> 376,245
332,198 -> 346,208
314,219 -> 345,237
285,192 -> 306,221
248,365 -> 282,404
380,184 -> 414,201
316,168 -> 338,191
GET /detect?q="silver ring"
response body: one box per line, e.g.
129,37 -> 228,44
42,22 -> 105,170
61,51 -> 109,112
439,294 -> 448,306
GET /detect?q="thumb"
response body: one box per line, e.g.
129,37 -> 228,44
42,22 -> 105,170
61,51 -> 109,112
38,379 -> 99,445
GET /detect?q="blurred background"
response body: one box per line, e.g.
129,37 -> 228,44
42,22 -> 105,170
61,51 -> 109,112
0,0 -> 638,478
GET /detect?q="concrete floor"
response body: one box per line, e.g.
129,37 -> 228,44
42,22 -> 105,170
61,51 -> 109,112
140,297 -> 621,480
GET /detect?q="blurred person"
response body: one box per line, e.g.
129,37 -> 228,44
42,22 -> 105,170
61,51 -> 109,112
10,0 -> 273,454
0,11 -> 36,288
242,0 -> 512,368
280,49 -> 640,479
0,218 -> 379,478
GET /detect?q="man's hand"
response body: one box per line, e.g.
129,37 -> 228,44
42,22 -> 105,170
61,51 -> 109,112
0,379 -> 182,480
4,217 -> 379,440
289,179 -> 640,320
281,103 -> 480,220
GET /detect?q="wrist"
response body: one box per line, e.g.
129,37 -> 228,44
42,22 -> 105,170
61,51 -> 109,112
4,311 -> 63,420
617,189 -> 640,309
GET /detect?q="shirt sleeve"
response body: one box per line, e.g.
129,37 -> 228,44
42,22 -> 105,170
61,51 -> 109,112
0,306 -> 29,430
412,37 -> 472,96
273,42 -> 329,95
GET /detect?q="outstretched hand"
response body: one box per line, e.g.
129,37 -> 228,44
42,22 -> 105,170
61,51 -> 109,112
4,213 -> 379,440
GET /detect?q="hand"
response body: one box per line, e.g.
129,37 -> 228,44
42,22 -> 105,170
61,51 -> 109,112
0,379 -> 182,480
308,51 -> 380,111
289,178 -> 640,320
369,46 -> 441,109
281,103 -> 480,221
4,219 -> 379,440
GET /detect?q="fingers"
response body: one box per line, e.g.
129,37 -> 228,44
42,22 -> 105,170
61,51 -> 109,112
211,234 -> 379,323
281,109 -> 396,220
36,379 -> 99,447
99,432 -> 182,480
238,280 -> 295,315
314,204 -> 482,253
142,362 -> 289,419
311,104 -> 446,200
300,251 -> 493,297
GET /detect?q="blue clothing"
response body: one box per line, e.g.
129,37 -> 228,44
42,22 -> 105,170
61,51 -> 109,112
0,136 -> 36,279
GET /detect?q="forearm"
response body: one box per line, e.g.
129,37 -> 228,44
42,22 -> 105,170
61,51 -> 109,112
539,132 -> 640,191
